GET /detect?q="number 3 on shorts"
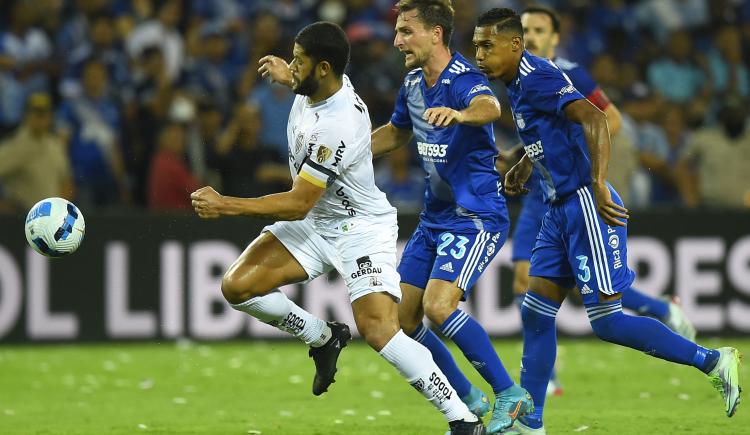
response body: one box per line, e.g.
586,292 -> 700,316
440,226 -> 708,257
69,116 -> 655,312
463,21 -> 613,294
576,254 -> 591,282
437,233 -> 470,259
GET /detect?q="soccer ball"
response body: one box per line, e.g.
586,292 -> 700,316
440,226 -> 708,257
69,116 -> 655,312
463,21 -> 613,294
24,197 -> 86,257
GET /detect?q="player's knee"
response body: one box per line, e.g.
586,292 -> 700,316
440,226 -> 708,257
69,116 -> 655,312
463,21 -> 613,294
220,268 -> 266,304
398,307 -> 423,335
358,316 -> 398,352
422,296 -> 457,326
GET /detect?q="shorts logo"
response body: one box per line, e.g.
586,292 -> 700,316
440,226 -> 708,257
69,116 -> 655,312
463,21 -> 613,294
294,133 -> 304,153
439,262 -> 454,273
580,284 -> 593,294
316,145 -> 333,163
351,256 -> 382,279
608,234 -> 619,249
369,276 -> 382,287
515,113 -> 525,129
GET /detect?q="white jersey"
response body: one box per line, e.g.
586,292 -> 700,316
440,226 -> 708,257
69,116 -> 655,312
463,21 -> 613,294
286,75 -> 396,236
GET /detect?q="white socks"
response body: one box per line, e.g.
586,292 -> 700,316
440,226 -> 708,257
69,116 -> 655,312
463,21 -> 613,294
232,290 -> 332,347
379,330 -> 476,422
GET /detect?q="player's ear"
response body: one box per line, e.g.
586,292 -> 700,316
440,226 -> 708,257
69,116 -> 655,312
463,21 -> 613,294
551,32 -> 560,47
317,60 -> 331,78
433,25 -> 443,45
512,35 -> 523,51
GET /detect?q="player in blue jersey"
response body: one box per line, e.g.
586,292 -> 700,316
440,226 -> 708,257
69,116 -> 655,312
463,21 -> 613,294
473,8 -> 741,434
371,1 -> 532,432
509,6 -> 698,397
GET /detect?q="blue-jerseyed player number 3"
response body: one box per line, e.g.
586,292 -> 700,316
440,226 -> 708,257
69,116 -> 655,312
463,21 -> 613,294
437,233 -> 470,259
576,255 -> 591,282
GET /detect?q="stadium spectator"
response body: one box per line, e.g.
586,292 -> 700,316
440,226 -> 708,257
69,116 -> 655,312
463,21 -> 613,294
60,12 -> 133,104
247,80 -> 295,160
56,59 -> 128,209
184,23 -> 237,115
0,0 -> 54,134
374,145 -> 423,214
130,45 -> 175,204
707,24 -> 749,101
126,0 -> 184,82
647,30 -> 710,103
147,122 -> 200,211
0,93 -> 73,213
676,99 -> 750,208
214,103 -> 289,198
638,105 -> 690,206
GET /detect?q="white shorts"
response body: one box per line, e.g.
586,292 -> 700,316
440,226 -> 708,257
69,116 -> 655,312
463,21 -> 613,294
263,219 -> 402,303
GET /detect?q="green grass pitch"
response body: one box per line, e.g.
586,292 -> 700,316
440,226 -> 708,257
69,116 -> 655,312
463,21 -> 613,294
1,338 -> 748,434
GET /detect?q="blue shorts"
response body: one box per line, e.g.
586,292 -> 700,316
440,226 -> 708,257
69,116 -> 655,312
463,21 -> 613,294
398,222 -> 507,300
529,184 -> 635,304
511,193 -> 547,262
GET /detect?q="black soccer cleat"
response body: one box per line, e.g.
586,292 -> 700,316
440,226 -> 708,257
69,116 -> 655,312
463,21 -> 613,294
448,418 -> 487,435
309,321 -> 351,396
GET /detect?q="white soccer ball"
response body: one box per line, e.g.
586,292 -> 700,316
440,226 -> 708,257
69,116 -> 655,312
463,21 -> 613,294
24,197 -> 86,257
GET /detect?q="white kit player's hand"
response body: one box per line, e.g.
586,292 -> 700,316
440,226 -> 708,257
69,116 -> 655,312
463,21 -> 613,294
258,55 -> 293,87
423,106 -> 464,127
191,186 -> 223,219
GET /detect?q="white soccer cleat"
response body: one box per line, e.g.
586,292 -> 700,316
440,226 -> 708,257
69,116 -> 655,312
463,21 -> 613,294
504,419 -> 546,434
664,297 -> 697,342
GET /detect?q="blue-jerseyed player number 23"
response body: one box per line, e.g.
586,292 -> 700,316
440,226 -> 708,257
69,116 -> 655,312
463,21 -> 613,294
437,233 -> 470,259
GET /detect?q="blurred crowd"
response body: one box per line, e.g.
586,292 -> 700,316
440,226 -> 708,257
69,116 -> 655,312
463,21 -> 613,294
0,0 -> 748,214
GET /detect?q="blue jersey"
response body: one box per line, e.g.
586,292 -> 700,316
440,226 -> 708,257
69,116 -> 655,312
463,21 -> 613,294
513,55 -> 611,260
390,53 -> 507,232
507,51 -> 590,203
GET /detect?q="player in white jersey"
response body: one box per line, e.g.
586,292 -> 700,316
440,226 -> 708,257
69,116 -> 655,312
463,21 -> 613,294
191,22 -> 486,435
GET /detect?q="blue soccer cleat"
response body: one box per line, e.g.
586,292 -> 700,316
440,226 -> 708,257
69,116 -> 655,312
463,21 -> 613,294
462,384 -> 491,418
487,384 -> 534,433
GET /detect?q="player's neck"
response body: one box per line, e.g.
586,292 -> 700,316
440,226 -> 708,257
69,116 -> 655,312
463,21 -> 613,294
307,77 -> 343,105
422,46 -> 452,88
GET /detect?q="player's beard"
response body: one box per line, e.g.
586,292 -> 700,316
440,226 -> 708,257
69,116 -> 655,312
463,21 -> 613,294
293,72 -> 319,96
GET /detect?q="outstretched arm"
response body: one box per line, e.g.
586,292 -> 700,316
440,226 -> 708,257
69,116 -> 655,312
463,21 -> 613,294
564,98 -> 629,226
191,176 -> 324,221
423,94 -> 502,128
371,122 -> 413,157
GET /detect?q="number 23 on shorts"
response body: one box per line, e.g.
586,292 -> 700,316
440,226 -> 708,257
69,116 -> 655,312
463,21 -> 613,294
436,232 -> 470,259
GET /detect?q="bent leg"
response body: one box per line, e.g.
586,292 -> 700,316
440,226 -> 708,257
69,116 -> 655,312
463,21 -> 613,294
587,292 -> 719,373
226,231 -> 331,346
351,292 -> 475,423
424,278 -> 514,394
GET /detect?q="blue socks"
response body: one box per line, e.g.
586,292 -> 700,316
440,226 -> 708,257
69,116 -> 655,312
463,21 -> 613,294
621,287 -> 669,319
587,300 -> 719,373
519,292 -> 560,429
440,309 -> 514,393
408,323 -> 472,398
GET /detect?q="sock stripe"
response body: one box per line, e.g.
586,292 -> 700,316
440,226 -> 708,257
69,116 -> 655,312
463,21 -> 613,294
585,301 -> 622,315
443,316 -> 470,339
587,305 -> 623,322
522,298 -> 558,318
441,311 -> 470,338
411,324 -> 428,342
524,293 -> 560,313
